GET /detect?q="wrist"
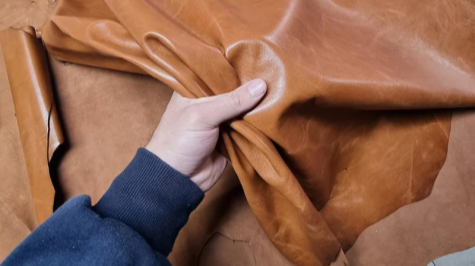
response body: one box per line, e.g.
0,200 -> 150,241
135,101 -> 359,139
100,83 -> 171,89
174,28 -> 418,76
145,143 -> 181,174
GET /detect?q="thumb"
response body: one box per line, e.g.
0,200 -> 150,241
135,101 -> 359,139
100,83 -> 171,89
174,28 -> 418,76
198,79 -> 267,127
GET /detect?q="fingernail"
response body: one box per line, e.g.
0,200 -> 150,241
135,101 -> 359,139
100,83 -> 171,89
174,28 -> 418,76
247,79 -> 267,97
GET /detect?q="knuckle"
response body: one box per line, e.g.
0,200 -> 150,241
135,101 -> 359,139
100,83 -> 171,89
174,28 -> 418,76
186,107 -> 202,124
180,97 -> 194,108
227,92 -> 245,111
188,114 -> 202,126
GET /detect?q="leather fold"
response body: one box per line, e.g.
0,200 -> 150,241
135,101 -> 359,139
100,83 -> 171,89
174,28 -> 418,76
40,0 -> 475,265
0,27 -> 64,225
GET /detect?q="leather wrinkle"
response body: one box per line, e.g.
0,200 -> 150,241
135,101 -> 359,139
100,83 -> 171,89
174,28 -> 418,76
3,0 -> 471,265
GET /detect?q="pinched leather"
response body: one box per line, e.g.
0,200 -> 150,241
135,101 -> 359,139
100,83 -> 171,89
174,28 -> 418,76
40,0 -> 475,265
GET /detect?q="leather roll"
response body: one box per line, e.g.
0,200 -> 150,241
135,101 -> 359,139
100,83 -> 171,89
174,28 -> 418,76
41,0 -> 475,265
0,27 -> 64,225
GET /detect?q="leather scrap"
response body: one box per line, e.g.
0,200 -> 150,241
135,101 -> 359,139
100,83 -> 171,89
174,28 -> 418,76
40,0 -> 475,265
0,27 -> 64,225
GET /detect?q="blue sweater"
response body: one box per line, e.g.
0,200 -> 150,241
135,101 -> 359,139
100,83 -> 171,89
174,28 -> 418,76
2,148 -> 204,266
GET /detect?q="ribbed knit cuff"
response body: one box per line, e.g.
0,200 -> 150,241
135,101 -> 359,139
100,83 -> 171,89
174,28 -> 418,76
94,148 -> 204,255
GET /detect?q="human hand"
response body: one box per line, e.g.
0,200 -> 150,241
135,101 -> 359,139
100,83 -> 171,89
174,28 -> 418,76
146,79 -> 267,192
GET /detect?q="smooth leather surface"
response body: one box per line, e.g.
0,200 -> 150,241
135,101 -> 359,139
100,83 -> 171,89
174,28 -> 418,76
40,0 -> 475,265
0,27 -> 64,224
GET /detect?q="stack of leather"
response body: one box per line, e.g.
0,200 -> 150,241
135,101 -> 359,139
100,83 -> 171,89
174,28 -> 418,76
1,0 -> 475,265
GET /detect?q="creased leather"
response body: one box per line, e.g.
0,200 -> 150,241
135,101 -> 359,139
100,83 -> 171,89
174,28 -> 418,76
40,0 -> 475,265
0,27 -> 64,224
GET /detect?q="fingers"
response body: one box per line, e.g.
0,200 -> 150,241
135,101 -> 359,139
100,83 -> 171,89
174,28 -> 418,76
196,79 -> 267,127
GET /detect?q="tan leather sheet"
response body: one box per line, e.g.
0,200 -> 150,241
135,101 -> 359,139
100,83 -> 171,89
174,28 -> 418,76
40,0 -> 475,265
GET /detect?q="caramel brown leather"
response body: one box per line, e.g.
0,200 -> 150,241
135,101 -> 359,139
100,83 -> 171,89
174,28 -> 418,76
0,27 -> 64,224
40,0 -> 475,265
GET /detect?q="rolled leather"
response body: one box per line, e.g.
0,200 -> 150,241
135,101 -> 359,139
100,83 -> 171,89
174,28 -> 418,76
0,27 -> 64,225
41,0 -> 475,265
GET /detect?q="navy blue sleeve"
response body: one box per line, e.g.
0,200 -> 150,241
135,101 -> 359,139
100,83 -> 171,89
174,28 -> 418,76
1,148 -> 204,266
